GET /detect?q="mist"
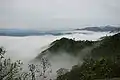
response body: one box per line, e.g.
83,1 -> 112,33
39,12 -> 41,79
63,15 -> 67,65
0,31 -> 113,61
0,31 -> 111,60
0,31 -> 114,78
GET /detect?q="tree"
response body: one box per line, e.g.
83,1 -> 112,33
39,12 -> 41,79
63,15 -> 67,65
28,64 -> 36,80
56,68 -> 69,77
0,47 -> 52,80
0,47 -> 23,80
39,57 -> 52,80
28,57 -> 52,80
56,56 -> 120,80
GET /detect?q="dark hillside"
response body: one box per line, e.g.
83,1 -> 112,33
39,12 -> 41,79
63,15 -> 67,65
91,33 -> 120,58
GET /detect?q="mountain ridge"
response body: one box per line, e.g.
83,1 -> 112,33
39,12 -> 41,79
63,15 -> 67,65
0,26 -> 119,36
35,32 -> 120,60
75,26 -> 120,32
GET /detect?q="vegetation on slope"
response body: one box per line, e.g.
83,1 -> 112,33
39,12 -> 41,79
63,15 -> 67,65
56,33 -> 120,80
1,32 -> 120,80
91,33 -> 120,58
36,38 -> 95,59
56,56 -> 120,80
37,33 -> 120,60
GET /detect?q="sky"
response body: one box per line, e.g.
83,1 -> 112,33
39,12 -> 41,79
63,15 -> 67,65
0,0 -> 120,30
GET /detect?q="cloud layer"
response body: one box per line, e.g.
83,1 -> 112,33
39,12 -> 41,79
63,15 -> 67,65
0,0 -> 120,30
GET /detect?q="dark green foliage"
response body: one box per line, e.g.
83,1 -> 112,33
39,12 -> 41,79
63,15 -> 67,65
56,68 -> 69,76
1,32 -> 120,80
57,34 -> 120,80
43,33 -> 120,58
91,33 -> 120,58
49,38 -> 94,54
37,38 -> 95,59
56,56 -> 120,80
35,33 -> 120,80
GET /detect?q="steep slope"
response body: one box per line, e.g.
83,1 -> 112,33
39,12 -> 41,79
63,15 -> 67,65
56,33 -> 120,80
35,38 -> 95,59
35,33 -> 120,60
91,33 -> 120,58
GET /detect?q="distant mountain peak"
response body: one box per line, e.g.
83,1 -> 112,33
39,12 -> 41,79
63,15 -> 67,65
75,26 -> 120,32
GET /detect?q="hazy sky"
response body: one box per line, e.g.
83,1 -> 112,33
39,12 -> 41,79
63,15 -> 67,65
0,0 -> 120,30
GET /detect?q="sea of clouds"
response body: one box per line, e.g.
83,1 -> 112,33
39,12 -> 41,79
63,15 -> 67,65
0,30 -> 113,62
0,30 -> 115,78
